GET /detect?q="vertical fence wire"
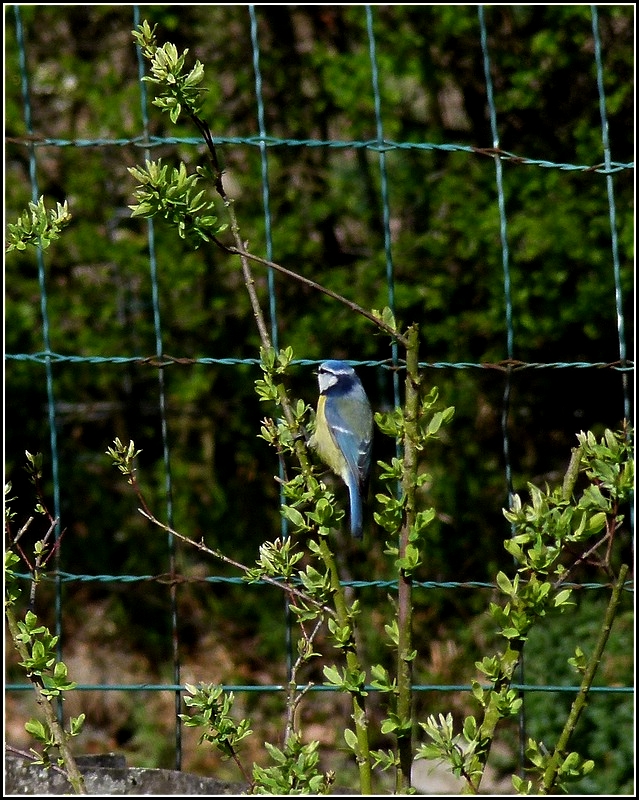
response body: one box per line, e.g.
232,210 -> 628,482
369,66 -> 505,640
249,6 -> 279,353
365,6 -> 401,415
590,3 -> 635,582
477,4 -> 525,772
12,6 -> 64,724
132,5 -> 181,769
248,3 -> 294,682
477,5 -> 515,504
591,5 -> 631,425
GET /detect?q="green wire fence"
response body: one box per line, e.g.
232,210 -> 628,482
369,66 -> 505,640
5,3 -> 634,790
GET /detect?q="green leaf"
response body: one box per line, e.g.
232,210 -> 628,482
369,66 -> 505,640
322,665 -> 343,687
263,741 -> 287,765
70,714 -> 86,736
25,718 -> 48,741
553,588 -> 574,608
462,715 -> 477,741
343,727 -> 359,753
280,505 -> 308,530
496,571 -> 514,595
587,511 -> 607,534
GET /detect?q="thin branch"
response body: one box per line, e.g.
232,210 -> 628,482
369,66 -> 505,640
395,324 -> 420,792
137,508 -> 336,618
4,744 -> 69,777
225,246 -> 409,347
284,616 -> 324,745
13,515 -> 35,546
188,106 -> 408,349
189,110 -> 273,350
227,742 -> 254,789
603,512 -> 618,570
540,563 -> 630,794
553,530 -> 613,590
561,445 -> 583,501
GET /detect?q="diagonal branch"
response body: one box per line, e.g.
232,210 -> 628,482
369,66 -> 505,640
138,507 -> 336,618
225,245 -> 409,347
189,106 -> 408,349
540,563 -> 630,794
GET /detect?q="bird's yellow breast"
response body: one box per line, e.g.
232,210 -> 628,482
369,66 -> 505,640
311,394 -> 348,480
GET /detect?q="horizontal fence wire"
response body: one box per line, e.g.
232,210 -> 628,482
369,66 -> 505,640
6,683 -> 633,694
5,352 -> 634,370
3,133 -> 635,174
5,2 -> 634,787
12,572 -> 633,592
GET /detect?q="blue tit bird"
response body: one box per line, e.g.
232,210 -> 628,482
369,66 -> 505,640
309,360 -> 373,539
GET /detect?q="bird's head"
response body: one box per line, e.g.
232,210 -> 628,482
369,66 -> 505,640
317,360 -> 358,395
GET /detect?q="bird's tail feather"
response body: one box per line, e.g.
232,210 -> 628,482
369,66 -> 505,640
347,474 -> 363,539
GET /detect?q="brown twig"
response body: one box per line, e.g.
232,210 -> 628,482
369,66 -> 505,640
553,528 -> 614,590
4,743 -> 70,777
225,245 -> 409,348
137,507 -> 336,619
284,616 -> 324,745
189,108 -> 408,350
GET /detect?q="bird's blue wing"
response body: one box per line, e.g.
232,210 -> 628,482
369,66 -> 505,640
324,392 -> 372,488
324,391 -> 372,538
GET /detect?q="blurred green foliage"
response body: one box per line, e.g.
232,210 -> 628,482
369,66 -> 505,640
524,594 -> 634,794
4,5 -> 633,789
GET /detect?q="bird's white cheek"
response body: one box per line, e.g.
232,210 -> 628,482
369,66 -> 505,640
318,372 -> 338,393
